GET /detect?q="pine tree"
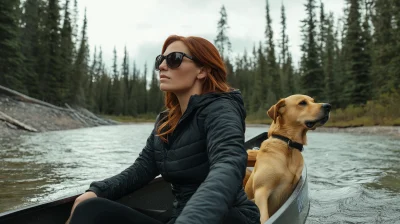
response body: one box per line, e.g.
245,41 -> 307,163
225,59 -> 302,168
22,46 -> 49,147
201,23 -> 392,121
111,47 -> 123,114
71,0 -> 79,57
265,0 -> 280,100
371,0 -> 394,95
279,3 -> 294,97
128,60 -> 138,116
60,0 -> 74,102
148,68 -> 163,113
214,5 -> 232,59
69,9 -> 88,105
390,0 -> 400,90
300,0 -> 324,99
121,46 -> 130,114
98,71 -> 109,114
343,0 -> 371,105
0,0 -> 26,93
323,13 -> 337,106
318,2 -> 327,64
20,0 -> 42,97
45,0 -> 62,104
214,5 -> 235,86
140,63 -> 148,114
87,46 -> 97,110
251,43 -> 267,113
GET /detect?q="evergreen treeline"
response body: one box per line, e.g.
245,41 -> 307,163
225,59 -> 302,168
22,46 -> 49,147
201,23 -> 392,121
1,0 -> 399,119
215,0 -> 400,117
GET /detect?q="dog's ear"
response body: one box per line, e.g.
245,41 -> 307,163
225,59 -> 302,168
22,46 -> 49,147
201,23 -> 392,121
267,99 -> 286,123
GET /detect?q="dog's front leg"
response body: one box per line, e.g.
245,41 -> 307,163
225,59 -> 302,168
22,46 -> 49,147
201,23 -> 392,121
254,187 -> 272,224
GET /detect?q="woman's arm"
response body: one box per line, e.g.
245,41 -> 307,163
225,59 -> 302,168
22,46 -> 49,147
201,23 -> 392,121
87,129 -> 160,200
175,100 -> 247,224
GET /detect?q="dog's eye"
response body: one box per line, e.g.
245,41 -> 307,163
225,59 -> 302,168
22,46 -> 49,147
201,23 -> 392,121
299,100 -> 307,106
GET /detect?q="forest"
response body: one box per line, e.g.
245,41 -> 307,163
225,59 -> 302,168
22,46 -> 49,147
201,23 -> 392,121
0,0 -> 399,126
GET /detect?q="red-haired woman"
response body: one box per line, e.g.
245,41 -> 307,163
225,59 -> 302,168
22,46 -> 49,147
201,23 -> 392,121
66,35 -> 260,224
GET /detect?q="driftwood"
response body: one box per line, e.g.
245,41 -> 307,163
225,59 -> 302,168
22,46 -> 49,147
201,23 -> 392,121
0,84 -> 118,128
65,103 -> 89,126
0,85 -> 70,111
0,111 -> 38,132
75,107 -> 119,125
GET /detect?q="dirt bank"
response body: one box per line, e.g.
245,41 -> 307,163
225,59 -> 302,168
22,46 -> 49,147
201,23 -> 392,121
0,95 -> 118,139
1,89 -> 399,139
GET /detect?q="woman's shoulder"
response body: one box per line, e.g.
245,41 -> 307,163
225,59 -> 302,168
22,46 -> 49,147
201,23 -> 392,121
200,94 -> 244,116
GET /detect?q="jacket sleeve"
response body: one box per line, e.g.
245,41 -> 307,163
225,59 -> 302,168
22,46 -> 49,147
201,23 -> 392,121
87,129 -> 160,200
175,100 -> 247,224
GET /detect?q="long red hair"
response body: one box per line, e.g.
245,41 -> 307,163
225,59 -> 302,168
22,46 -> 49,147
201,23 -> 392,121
157,35 -> 231,142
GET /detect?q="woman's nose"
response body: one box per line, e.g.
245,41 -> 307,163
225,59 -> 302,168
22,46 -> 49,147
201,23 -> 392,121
158,59 -> 168,71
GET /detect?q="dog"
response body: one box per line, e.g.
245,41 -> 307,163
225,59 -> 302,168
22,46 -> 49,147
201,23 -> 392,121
244,94 -> 331,223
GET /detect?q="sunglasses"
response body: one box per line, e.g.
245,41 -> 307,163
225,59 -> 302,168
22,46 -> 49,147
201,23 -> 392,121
155,52 -> 196,71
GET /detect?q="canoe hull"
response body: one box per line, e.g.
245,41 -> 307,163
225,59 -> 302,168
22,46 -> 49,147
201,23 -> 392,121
265,165 -> 310,224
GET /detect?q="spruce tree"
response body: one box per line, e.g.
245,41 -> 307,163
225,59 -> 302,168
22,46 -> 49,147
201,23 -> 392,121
265,0 -> 280,100
0,0 -> 26,93
343,0 -> 371,105
45,0 -> 62,104
300,0 -> 324,99
60,0 -> 74,102
20,0 -> 41,97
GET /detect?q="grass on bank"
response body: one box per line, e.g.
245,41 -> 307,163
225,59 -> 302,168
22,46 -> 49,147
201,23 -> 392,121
247,90 -> 400,127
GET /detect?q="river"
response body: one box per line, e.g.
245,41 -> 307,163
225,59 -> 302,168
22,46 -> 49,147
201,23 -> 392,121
1,124 -> 399,223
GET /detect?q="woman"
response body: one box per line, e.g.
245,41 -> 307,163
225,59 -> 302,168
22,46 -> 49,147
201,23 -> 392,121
66,35 -> 260,224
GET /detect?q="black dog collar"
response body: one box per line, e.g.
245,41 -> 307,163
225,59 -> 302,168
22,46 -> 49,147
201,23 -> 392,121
271,134 -> 304,152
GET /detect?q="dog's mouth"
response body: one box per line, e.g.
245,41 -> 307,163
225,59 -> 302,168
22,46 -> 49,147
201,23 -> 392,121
305,115 -> 330,129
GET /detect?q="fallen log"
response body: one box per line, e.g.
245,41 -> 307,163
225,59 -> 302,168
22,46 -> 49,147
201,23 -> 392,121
76,107 -> 119,125
0,111 -> 38,132
0,85 -> 118,127
0,85 -> 70,111
65,103 -> 89,126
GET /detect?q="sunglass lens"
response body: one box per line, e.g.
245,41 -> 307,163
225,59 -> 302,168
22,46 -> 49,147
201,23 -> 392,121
166,52 -> 183,69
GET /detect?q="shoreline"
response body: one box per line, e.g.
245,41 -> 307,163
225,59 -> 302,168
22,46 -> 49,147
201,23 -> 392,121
0,95 -> 118,139
1,95 -> 400,138
245,124 -> 400,137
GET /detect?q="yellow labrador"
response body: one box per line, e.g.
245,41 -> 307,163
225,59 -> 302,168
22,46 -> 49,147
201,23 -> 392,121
244,94 -> 331,223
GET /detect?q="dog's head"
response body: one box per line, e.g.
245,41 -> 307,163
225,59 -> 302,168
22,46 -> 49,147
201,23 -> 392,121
267,94 -> 331,131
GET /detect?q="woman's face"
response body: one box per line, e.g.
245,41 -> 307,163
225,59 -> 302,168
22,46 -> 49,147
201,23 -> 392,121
158,41 -> 204,94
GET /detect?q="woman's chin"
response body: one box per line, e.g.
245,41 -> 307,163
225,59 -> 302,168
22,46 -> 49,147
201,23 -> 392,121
159,84 -> 173,92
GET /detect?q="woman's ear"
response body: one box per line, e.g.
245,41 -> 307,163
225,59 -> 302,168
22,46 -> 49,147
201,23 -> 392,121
197,67 -> 210,80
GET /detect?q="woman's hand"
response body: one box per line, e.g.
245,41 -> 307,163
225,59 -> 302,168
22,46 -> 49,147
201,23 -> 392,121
65,191 -> 97,224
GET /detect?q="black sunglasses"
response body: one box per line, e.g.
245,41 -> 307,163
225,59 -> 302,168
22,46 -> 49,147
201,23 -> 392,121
154,52 -> 196,71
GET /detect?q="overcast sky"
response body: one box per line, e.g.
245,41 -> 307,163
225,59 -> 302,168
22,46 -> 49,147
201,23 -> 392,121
76,0 -> 346,77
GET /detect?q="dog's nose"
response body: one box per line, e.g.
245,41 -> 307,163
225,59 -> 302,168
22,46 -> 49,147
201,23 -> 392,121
322,103 -> 331,112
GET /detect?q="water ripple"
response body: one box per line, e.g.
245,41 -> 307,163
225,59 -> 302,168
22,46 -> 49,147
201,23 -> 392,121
1,125 -> 399,223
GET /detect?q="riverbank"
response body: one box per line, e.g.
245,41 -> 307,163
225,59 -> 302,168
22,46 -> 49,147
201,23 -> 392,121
0,94 -> 118,139
104,115 -> 400,137
1,93 -> 400,138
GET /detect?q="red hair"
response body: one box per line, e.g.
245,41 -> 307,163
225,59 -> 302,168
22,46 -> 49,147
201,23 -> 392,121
157,35 -> 231,142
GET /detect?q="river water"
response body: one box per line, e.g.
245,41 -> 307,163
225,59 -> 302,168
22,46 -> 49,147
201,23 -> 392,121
1,124 -> 399,223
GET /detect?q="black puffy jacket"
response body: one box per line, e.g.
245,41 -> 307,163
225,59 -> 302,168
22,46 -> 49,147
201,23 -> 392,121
87,90 -> 260,224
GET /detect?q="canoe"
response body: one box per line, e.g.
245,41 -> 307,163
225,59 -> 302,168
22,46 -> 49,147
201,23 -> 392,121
0,132 -> 309,224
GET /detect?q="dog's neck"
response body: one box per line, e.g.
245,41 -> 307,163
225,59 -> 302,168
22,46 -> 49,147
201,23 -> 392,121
268,119 -> 308,146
